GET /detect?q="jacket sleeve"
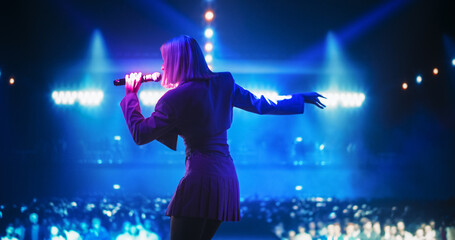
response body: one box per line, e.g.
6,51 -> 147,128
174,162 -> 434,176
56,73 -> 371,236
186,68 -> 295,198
120,93 -> 178,149
232,83 -> 305,115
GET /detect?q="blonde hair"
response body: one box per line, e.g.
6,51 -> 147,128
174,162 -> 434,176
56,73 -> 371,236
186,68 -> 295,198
160,35 -> 213,88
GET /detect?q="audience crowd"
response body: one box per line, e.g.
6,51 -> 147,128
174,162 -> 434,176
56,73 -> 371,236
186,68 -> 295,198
0,196 -> 454,240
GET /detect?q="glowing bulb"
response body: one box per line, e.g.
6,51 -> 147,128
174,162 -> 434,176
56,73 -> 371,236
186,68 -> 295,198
204,10 -> 214,22
433,68 -> 438,75
402,82 -> 408,90
452,58 -> 455,66
204,42 -> 213,52
204,28 -> 214,38
9,77 -> 15,85
295,185 -> 303,191
416,75 -> 422,84
205,54 -> 213,63
295,137 -> 303,142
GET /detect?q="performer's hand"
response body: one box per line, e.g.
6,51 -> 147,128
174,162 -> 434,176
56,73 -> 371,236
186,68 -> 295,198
302,92 -> 326,109
125,72 -> 142,94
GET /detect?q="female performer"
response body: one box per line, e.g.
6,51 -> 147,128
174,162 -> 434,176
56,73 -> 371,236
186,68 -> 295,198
121,35 -> 326,240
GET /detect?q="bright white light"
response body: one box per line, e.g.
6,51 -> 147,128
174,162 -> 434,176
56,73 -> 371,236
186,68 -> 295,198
139,90 -> 167,106
402,82 -> 408,90
113,184 -> 120,190
295,185 -> 303,191
295,137 -> 303,142
416,75 -> 422,84
204,28 -> 214,38
204,10 -> 214,22
319,144 -> 325,151
433,68 -> 438,75
204,42 -> 213,52
320,92 -> 365,108
452,58 -> 455,66
52,90 -> 104,106
114,136 -> 121,141
205,54 -> 213,63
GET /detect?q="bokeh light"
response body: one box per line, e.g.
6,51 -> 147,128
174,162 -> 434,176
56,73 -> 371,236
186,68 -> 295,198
433,68 -> 438,75
9,77 -> 15,85
204,10 -> 214,22
416,75 -> 422,84
204,28 -> 214,38
452,58 -> 455,66
402,82 -> 408,90
204,42 -> 213,52
205,54 -> 213,63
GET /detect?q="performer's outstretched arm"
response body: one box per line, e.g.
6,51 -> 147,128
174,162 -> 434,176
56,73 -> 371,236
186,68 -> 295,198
232,83 -> 326,115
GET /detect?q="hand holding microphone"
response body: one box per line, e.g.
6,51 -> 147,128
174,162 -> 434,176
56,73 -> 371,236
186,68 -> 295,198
114,72 -> 161,94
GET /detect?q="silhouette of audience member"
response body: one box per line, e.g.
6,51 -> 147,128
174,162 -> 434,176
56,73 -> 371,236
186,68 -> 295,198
85,218 -> 110,240
137,220 -> 160,240
345,223 -> 360,240
396,221 -> 413,240
24,213 -> 46,240
359,219 -> 377,240
49,226 -> 64,240
296,224 -> 313,240
2,225 -> 19,240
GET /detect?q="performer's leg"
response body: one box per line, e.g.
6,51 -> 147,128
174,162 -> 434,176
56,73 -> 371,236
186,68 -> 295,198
170,216 -> 205,240
170,216 -> 222,240
200,219 -> 222,240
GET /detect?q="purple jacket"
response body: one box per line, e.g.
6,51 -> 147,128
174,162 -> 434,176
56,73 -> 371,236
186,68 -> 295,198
120,72 -> 304,153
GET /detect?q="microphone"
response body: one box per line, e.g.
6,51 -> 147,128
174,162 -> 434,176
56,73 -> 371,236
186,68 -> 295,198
113,72 -> 162,86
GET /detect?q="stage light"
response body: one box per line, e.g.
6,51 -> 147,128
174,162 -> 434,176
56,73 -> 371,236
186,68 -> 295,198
204,42 -> 213,52
320,92 -> 365,108
204,28 -> 214,38
204,10 -> 214,22
114,136 -> 121,141
295,185 -> 303,191
452,59 -> 455,66
113,184 -> 121,190
319,144 -> 325,151
9,77 -> 15,85
205,54 -> 213,63
97,159 -> 103,164
295,137 -> 303,142
416,75 -> 422,84
208,64 -> 213,71
402,82 -> 408,90
433,68 -> 438,75
78,90 -> 104,106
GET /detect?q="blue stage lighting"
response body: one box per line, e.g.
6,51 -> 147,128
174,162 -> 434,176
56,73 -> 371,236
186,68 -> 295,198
114,136 -> 121,141
295,185 -> 303,191
295,137 -> 303,142
416,75 -> 422,84
204,28 -> 214,38
113,184 -> 121,190
52,90 -> 103,106
97,159 -> 103,164
320,92 -> 365,108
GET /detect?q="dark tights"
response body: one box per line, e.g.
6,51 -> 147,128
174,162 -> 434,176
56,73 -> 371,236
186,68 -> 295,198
170,216 -> 222,240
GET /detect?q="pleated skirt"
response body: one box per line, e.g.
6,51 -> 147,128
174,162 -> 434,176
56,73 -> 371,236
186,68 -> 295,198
165,150 -> 240,221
